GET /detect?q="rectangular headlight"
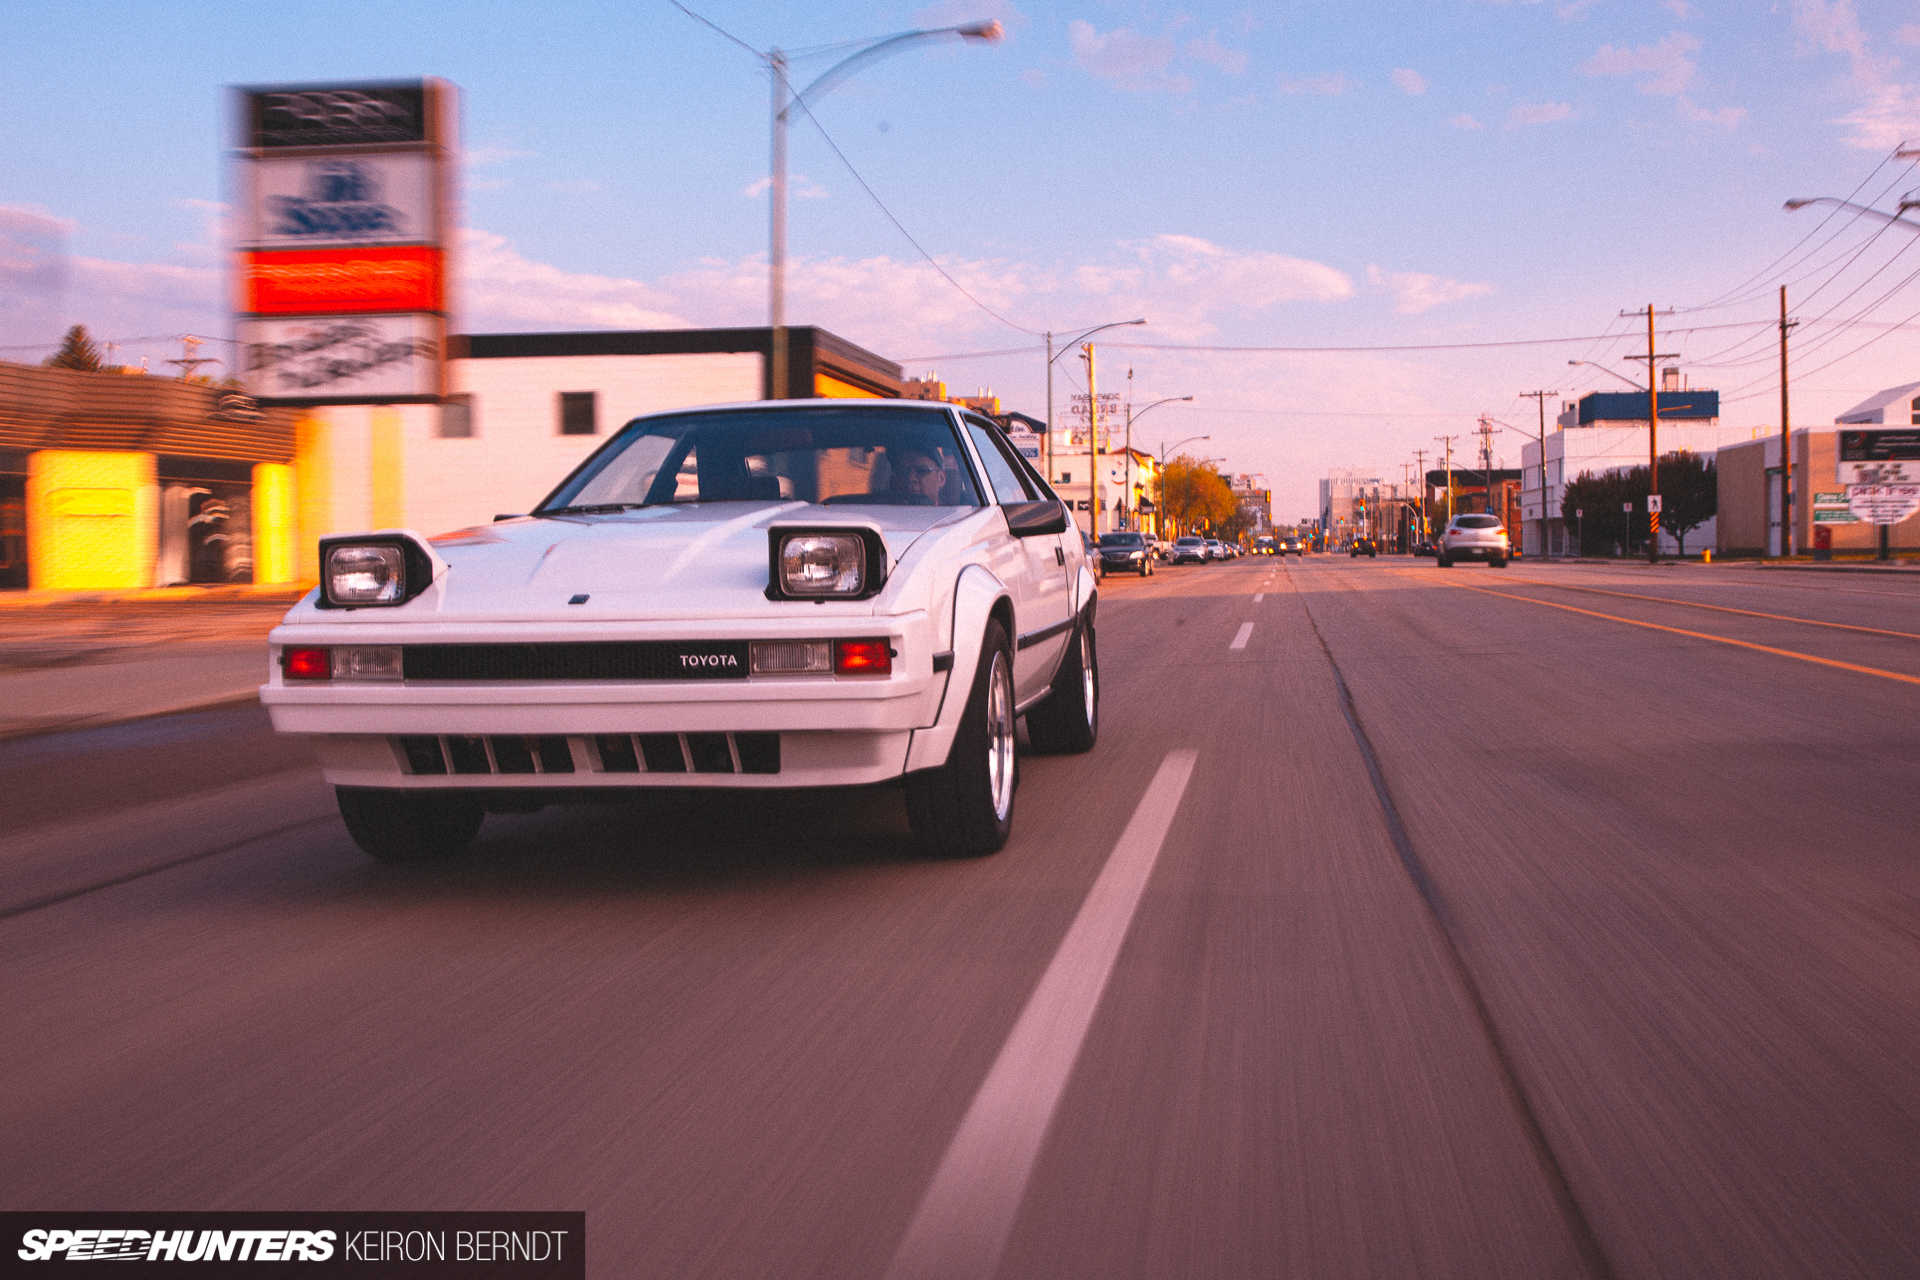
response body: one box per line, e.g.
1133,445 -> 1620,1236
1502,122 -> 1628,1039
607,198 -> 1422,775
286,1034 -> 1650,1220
779,533 -> 864,596
326,543 -> 405,605
750,640 -> 832,674
334,646 -> 403,681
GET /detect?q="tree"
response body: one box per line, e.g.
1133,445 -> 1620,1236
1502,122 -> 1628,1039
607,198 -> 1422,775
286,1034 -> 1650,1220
1155,455 -> 1236,537
1561,468 -> 1644,555
43,324 -> 103,372
1643,450 -> 1716,556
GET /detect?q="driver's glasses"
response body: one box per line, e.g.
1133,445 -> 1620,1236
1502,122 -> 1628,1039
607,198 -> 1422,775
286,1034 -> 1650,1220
903,464 -> 941,479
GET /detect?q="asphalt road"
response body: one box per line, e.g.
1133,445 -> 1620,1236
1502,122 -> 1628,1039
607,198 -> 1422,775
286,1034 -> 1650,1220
3,556 -> 1918,1278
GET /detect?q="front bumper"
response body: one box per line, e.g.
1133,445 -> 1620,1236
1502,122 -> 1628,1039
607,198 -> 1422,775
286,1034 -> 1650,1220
263,613 -> 947,790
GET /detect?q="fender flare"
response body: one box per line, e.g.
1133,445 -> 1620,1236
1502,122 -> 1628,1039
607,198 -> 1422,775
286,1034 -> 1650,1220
904,564 -> 1010,774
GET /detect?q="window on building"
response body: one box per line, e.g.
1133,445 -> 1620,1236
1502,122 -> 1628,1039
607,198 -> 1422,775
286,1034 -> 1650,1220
559,391 -> 598,436
1910,395 -> 1919,424
1058,471 -> 1072,484
438,394 -> 475,439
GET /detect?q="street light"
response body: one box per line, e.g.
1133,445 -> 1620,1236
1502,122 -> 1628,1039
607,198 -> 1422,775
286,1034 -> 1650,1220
1123,394 -> 1191,534
1157,434 -> 1209,538
1566,359 -> 1646,391
678,6 -> 1004,400
1046,319 -> 1147,532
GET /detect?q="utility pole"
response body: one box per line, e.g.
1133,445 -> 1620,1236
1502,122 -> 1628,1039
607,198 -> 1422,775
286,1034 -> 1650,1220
1520,390 -> 1558,560
1622,305 -> 1676,562
1124,366 -> 1134,531
1412,449 -> 1428,546
1082,343 -> 1099,539
1777,290 -> 1792,557
1475,417 -> 1502,518
1435,436 -> 1457,526
165,334 -> 218,382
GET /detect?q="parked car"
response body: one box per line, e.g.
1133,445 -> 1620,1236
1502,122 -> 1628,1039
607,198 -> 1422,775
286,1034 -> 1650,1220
1437,514 -> 1509,567
1203,539 -> 1225,560
1097,531 -> 1154,577
1169,536 -> 1208,564
262,399 -> 1101,863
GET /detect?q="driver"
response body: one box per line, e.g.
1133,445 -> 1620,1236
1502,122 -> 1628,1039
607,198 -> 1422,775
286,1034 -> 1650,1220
889,445 -> 950,505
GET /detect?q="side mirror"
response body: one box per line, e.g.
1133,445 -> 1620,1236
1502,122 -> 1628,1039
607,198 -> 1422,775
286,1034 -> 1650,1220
1004,500 -> 1069,537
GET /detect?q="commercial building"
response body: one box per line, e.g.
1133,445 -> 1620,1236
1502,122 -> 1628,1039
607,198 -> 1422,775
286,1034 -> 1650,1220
0,362 -> 301,590
1518,386 -> 1750,556
1715,380 -> 1920,556
2,325 -> 901,591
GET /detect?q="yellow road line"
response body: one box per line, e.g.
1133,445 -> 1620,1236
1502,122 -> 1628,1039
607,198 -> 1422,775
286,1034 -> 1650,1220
1499,577 -> 1920,641
1399,571 -> 1920,688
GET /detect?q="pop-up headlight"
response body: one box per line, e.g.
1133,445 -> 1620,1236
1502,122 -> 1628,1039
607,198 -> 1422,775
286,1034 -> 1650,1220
317,534 -> 438,609
766,526 -> 886,601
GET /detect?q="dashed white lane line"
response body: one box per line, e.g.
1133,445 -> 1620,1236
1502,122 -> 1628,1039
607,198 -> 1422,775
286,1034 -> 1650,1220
1253,592 -> 1265,603
1230,622 -> 1254,649
881,750 -> 1200,1280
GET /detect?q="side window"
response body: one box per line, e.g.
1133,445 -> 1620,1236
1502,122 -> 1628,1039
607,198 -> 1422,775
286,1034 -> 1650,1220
438,393 -> 475,438
963,418 -> 1036,505
559,391 -> 598,436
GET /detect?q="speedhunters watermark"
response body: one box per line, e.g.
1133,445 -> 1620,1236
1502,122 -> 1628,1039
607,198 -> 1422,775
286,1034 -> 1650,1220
2,1214 -> 581,1277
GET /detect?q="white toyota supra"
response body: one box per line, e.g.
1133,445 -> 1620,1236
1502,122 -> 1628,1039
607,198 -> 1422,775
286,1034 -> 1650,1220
262,400 -> 1100,861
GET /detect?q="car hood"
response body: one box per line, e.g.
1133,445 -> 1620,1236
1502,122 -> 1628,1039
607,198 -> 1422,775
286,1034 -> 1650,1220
399,502 -> 966,620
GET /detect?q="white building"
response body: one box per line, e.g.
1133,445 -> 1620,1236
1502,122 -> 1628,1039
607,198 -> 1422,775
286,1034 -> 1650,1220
1518,388 -> 1753,556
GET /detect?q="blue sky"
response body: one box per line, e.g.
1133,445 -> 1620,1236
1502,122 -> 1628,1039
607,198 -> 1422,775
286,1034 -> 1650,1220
7,0 -> 1920,518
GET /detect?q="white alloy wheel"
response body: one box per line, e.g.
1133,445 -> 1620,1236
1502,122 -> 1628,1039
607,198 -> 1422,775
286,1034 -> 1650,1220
987,649 -> 1015,822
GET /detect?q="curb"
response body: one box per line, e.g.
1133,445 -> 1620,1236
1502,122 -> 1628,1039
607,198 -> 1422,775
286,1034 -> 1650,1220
0,585 -> 310,609
0,692 -> 264,745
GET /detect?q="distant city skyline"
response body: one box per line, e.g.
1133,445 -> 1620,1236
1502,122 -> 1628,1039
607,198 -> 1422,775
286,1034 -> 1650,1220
7,0 -> 1920,517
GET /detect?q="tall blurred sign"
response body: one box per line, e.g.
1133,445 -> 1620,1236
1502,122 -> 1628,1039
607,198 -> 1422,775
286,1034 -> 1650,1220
232,80 -> 454,404
1838,429 -> 1920,485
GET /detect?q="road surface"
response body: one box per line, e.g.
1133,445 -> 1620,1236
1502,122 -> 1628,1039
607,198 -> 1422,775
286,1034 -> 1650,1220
3,556 -> 1917,1278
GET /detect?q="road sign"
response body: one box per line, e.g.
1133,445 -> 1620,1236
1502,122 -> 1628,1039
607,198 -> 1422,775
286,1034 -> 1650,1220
1839,430 -> 1920,485
1846,483 -> 1920,525
1622,502 -> 1632,512
1647,494 -> 1662,513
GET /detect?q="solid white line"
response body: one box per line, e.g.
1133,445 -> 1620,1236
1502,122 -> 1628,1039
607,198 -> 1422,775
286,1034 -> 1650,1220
881,750 -> 1200,1280
1230,622 -> 1254,649
1253,592 -> 1265,603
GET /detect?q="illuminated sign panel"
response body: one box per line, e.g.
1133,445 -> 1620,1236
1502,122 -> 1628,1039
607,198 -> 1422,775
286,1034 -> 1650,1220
231,79 -> 453,404
239,154 -> 435,250
239,314 -> 441,400
240,247 -> 443,315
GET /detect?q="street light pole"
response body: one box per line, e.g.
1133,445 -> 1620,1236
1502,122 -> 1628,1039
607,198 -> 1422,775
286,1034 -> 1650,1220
1124,391 -> 1192,534
714,12 -> 1002,398
1046,318 -> 1146,494
1520,389 -> 1557,561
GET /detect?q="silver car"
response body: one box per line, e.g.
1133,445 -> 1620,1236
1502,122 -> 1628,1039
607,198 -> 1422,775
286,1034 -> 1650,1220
1437,514 -> 1509,568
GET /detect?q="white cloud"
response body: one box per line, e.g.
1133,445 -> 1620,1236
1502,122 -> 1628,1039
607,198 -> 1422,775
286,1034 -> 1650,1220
1505,101 -> 1574,127
1279,71 -> 1349,96
1186,33 -> 1249,75
1068,20 -> 1190,93
1678,97 -> 1749,128
1449,113 -> 1486,130
1366,265 -> 1494,314
1581,31 -> 1700,95
1665,0 -> 1694,17
545,179 -> 604,195
1898,24 -> 1920,46
1790,0 -> 1920,148
461,229 -> 689,331
1391,68 -> 1429,95
465,145 -> 537,169
741,175 -> 829,200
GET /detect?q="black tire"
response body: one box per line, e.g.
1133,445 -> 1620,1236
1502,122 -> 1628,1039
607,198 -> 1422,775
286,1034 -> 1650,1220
1139,560 -> 1151,577
1492,556 -> 1508,568
1024,615 -> 1098,755
336,787 -> 483,862
1437,553 -> 1453,568
905,620 -> 1017,858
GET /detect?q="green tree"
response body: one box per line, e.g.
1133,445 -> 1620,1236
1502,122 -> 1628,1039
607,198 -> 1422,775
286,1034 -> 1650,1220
1561,469 -> 1646,555
43,324 -> 103,372
1638,450 -> 1716,557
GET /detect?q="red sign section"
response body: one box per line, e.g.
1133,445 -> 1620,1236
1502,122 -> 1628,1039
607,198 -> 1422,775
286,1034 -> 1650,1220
240,246 -> 443,315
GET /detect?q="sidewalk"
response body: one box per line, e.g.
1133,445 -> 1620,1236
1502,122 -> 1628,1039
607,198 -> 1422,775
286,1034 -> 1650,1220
0,591 -> 305,740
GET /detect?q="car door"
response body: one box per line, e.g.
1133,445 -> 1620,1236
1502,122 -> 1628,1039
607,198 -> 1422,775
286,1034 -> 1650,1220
962,416 -> 1072,703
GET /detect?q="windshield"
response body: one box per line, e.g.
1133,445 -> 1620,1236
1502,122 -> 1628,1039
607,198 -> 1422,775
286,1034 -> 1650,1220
1098,533 -> 1144,547
1175,537 -> 1203,546
1455,515 -> 1502,529
540,406 -> 984,511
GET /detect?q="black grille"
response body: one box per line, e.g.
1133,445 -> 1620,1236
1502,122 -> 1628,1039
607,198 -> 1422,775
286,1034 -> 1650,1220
403,641 -> 750,682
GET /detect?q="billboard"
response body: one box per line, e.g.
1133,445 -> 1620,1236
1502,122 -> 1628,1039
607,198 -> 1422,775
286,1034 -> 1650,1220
231,79 -> 454,405
1838,429 -> 1920,485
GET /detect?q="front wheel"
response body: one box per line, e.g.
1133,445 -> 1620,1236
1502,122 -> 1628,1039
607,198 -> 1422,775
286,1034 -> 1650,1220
905,620 -> 1017,858
1437,553 -> 1453,568
336,787 -> 483,863
1024,616 -> 1098,755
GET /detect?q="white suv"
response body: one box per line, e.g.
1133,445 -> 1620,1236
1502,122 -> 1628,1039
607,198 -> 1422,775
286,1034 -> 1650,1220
1438,514 -> 1509,568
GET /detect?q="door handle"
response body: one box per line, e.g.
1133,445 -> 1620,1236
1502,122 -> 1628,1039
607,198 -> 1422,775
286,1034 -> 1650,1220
1055,546 -> 1065,565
